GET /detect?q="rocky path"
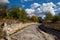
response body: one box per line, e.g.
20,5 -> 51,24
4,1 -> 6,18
11,24 -> 56,40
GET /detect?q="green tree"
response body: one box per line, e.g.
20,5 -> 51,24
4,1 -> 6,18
45,12 -> 53,22
0,5 -> 29,22
10,6 -> 28,22
57,13 -> 60,21
6,8 -> 13,19
52,13 -> 60,22
0,4 -> 7,18
19,9 -> 27,22
52,16 -> 58,22
10,6 -> 20,19
31,15 -> 39,22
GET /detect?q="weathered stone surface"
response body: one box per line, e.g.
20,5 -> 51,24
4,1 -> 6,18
11,25 -> 56,40
3,22 -> 38,34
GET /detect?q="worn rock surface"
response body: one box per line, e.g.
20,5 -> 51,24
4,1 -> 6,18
11,25 -> 56,40
3,23 -> 38,35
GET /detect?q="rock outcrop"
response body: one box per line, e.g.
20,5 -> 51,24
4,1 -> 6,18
0,22 -> 58,40
11,24 -> 56,40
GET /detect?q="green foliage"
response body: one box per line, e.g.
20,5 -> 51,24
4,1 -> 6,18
44,12 -> 60,22
19,9 -> 27,22
9,6 -> 28,22
45,12 -> 53,21
10,6 -> 21,19
6,6 -> 28,22
52,14 -> 60,22
31,15 -> 39,22
52,16 -> 58,22
6,8 -> 13,19
0,5 -> 29,22
0,5 -> 7,18
57,13 -> 60,21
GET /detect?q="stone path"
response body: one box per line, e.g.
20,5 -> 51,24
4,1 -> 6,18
11,25 -> 56,40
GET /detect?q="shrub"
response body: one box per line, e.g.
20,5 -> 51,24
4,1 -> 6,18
0,5 -> 31,22
10,6 -> 21,19
6,9 -> 13,19
45,12 -> 53,21
52,15 -> 60,22
31,15 -> 39,22
6,6 -> 28,22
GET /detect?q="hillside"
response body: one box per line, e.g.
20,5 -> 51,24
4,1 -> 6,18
43,22 -> 60,31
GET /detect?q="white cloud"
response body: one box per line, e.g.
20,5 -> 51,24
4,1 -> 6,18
24,0 -> 28,1
21,0 -> 33,2
40,2 -> 56,15
58,8 -> 60,10
57,2 -> 60,5
31,3 -> 41,9
0,0 -> 9,3
25,8 -> 36,17
25,2 -> 56,17
22,5 -> 25,8
56,8 -> 60,11
24,0 -> 33,2
25,8 -> 35,14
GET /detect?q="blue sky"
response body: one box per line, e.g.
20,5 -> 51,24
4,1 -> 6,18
0,0 -> 60,17
7,0 -> 60,17
8,0 -> 60,8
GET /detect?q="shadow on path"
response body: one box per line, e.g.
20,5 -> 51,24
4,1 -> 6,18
38,24 -> 60,40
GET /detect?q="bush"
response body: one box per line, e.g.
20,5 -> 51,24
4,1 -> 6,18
31,15 -> 39,22
10,6 -> 21,19
6,6 -> 28,22
0,6 -> 7,18
6,9 -> 13,19
0,5 -> 32,22
19,9 -> 27,20
45,12 -> 53,21
52,15 -> 60,22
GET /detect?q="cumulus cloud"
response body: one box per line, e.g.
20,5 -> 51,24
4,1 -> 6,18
57,2 -> 60,5
24,0 -> 33,2
21,0 -> 33,2
25,8 -> 35,14
31,3 -> 41,9
40,2 -> 56,15
22,5 -> 25,8
25,2 -> 56,17
25,8 -> 36,17
25,3 -> 42,17
0,0 -> 9,3
58,8 -> 60,10
56,8 -> 60,12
